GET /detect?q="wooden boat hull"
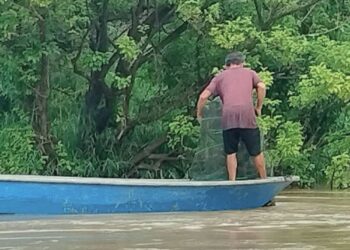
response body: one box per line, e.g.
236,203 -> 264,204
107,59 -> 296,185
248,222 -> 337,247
0,175 -> 299,215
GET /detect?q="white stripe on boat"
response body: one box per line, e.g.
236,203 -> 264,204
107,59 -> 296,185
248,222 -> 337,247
0,175 -> 299,187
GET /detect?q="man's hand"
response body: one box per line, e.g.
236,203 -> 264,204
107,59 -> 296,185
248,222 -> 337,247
196,90 -> 211,124
255,106 -> 262,117
255,82 -> 266,117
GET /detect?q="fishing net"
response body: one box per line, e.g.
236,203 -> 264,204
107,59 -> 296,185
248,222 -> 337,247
190,98 -> 262,180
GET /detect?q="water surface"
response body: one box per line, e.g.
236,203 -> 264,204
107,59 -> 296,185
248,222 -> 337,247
0,190 -> 349,250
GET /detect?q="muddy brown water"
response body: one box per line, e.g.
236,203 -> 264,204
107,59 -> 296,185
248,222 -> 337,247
0,190 -> 349,250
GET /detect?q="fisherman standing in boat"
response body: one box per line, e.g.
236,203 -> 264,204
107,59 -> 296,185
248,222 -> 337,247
196,52 -> 267,181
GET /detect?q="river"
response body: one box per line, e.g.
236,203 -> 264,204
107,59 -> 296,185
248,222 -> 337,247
0,190 -> 349,250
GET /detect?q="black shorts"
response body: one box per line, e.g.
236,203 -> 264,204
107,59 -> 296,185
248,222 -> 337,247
223,128 -> 261,156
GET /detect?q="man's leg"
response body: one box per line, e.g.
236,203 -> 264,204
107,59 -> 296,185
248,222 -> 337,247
241,128 -> 267,179
253,152 -> 267,179
227,153 -> 237,180
223,129 -> 240,181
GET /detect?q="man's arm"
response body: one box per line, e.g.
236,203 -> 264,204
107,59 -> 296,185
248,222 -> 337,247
196,90 -> 212,120
255,82 -> 266,116
197,74 -> 219,120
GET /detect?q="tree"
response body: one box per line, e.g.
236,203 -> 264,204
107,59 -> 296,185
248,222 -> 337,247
0,0 -> 349,187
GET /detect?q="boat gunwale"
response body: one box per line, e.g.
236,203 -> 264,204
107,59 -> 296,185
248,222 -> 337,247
0,175 -> 299,187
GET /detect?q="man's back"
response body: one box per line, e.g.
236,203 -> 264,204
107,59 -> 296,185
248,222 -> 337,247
212,67 -> 259,105
197,51 -> 267,181
206,67 -> 261,129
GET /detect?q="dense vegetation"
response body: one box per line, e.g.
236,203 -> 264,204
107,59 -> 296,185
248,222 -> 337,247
0,0 -> 349,189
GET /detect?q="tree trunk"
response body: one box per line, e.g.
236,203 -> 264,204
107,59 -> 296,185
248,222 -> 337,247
83,0 -> 117,134
32,11 -> 57,171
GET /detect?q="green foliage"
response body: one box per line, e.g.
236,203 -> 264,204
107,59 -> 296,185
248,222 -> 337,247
0,110 -> 45,174
292,153 -> 317,188
55,140 -> 77,176
116,35 -> 140,62
258,27 -> 307,66
290,65 -> 350,107
264,121 -> 304,172
310,37 -> 350,74
0,9 -> 19,41
106,72 -> 131,90
275,121 -> 304,161
176,0 -> 202,23
210,17 -> 258,49
258,70 -> 274,88
204,3 -> 220,25
168,115 -> 200,152
30,0 -> 52,7
82,51 -> 111,71
257,114 -> 282,136
176,0 -> 220,30
325,154 -> 350,189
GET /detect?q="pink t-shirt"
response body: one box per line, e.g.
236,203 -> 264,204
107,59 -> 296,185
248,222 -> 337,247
206,67 -> 261,130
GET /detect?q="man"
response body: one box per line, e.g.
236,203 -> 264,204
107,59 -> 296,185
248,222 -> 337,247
197,52 -> 267,181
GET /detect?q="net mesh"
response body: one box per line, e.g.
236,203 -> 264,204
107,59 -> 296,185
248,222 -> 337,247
190,98 -> 261,180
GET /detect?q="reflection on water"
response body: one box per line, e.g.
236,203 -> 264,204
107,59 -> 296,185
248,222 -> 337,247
0,190 -> 349,250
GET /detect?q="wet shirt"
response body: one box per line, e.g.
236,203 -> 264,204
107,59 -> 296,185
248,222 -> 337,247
205,67 -> 261,130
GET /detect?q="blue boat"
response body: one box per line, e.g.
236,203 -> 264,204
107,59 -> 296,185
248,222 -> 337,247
0,175 -> 299,215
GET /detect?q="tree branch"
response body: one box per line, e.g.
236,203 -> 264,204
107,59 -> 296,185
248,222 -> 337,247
127,135 -> 168,177
253,0 -> 264,27
139,22 -> 188,66
96,0 -> 109,52
306,19 -> 350,37
101,5 -> 176,77
116,80 -> 199,143
71,26 -> 91,81
300,3 -> 318,24
263,0 -> 323,29
100,51 -> 121,77
129,0 -> 146,41
130,81 -> 198,129
148,154 -> 180,161
113,7 -> 185,138
72,63 -> 90,82
52,87 -> 75,97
